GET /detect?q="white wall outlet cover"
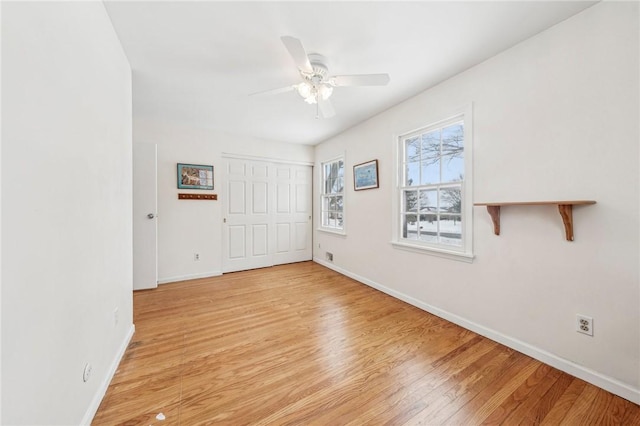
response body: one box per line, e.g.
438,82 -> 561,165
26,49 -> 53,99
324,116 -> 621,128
576,314 -> 594,336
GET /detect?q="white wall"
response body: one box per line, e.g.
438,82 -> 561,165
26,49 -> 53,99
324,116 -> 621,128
314,2 -> 640,402
2,2 -> 134,424
133,118 -> 314,283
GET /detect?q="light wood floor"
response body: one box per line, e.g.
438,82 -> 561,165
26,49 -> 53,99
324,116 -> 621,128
93,261 -> 640,425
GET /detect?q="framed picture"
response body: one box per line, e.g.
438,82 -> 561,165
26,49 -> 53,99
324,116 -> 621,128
177,163 -> 214,190
353,159 -> 379,191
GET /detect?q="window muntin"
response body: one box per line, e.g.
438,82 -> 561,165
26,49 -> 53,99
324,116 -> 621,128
321,158 -> 344,230
400,119 -> 465,248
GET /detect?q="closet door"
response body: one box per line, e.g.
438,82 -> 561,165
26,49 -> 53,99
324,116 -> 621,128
272,164 -> 312,266
222,159 -> 273,273
222,158 -> 312,273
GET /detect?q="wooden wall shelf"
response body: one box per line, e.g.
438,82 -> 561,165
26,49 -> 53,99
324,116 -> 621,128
178,193 -> 217,200
474,200 -> 596,241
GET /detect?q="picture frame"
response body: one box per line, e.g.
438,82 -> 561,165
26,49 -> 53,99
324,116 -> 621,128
177,163 -> 214,190
353,159 -> 379,191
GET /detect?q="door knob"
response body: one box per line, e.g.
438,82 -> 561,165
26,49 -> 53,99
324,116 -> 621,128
147,213 -> 155,219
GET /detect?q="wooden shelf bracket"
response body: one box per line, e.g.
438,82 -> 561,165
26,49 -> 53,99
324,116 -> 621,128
474,200 -> 596,241
486,205 -> 501,236
557,204 -> 575,241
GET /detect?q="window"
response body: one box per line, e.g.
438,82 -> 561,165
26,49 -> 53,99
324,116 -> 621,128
395,111 -> 473,261
320,158 -> 344,232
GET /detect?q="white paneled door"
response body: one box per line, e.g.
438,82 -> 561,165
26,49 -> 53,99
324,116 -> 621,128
133,143 -> 158,290
222,158 -> 312,273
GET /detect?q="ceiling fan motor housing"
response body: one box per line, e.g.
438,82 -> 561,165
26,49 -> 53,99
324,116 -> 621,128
306,53 -> 329,84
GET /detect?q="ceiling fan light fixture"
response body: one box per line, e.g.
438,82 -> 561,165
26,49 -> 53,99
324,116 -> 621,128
296,82 -> 333,105
296,82 -> 313,100
319,84 -> 333,101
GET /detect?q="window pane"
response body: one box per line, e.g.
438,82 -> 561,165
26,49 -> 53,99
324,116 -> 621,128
441,124 -> 464,183
403,214 -> 418,240
421,161 -> 440,185
438,215 -> 462,246
419,189 -> 437,213
420,130 -> 440,184
322,211 -> 330,227
330,162 -> 338,180
421,130 -> 440,162
328,196 -> 337,212
336,177 -> 344,193
336,213 -> 344,228
439,187 -> 461,214
406,162 -> 419,186
418,214 -> 438,243
405,137 -> 420,162
335,196 -> 344,212
442,156 -> 464,183
404,190 -> 418,212
322,196 -> 330,212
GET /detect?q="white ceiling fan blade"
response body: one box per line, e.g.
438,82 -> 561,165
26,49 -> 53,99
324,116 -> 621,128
249,85 -> 296,97
318,97 -> 335,119
281,36 -> 313,74
330,74 -> 390,87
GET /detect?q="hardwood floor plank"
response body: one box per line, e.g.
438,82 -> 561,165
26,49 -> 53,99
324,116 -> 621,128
499,366 -> 562,425
518,371 -> 575,425
481,363 -> 556,425
433,353 -> 538,425
389,345 -> 518,425
539,378 -> 588,425
558,383 -> 599,425
92,262 -> 640,425
340,336 -> 496,425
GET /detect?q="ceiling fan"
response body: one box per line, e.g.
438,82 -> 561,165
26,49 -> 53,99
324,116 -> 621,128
252,36 -> 391,119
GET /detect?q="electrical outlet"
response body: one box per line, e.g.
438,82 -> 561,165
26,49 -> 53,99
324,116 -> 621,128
577,314 -> 593,336
326,252 -> 333,262
113,308 -> 119,327
194,253 -> 200,261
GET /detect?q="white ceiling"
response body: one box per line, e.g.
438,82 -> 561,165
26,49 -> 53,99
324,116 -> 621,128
104,1 -> 596,145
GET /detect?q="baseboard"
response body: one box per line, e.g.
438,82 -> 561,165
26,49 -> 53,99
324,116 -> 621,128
80,324 -> 135,425
313,257 -> 640,405
158,270 -> 222,285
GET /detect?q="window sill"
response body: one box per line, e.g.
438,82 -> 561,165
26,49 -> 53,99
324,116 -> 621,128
317,228 -> 347,237
390,241 -> 474,263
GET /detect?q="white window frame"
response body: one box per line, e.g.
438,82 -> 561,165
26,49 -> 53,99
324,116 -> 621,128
391,104 -> 474,262
319,155 -> 346,235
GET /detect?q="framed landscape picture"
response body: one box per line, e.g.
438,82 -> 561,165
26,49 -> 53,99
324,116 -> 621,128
353,159 -> 379,191
177,163 -> 214,190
